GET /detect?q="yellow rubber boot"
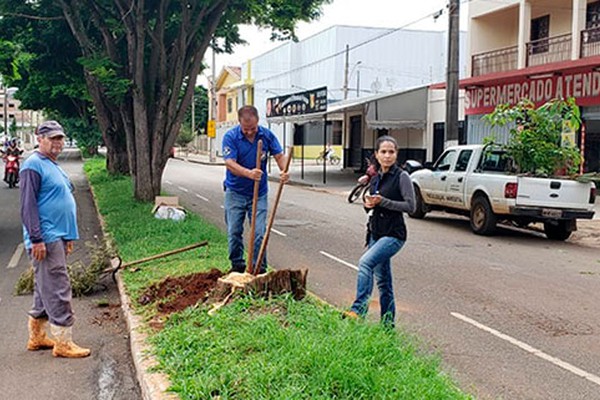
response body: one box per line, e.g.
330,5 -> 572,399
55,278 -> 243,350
27,316 -> 55,351
50,324 -> 91,358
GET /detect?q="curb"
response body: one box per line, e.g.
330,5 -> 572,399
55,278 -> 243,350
88,181 -> 178,400
173,155 -> 225,166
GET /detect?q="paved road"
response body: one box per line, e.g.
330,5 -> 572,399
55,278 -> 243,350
164,157 -> 600,400
0,150 -> 140,399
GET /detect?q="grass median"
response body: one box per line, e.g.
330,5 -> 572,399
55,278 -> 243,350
84,158 -> 471,399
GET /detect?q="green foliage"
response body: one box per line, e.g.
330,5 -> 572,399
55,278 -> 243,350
175,125 -> 195,148
485,98 -> 582,175
0,0 -> 93,121
78,56 -> 131,103
183,85 -> 209,134
14,241 -> 112,297
57,117 -> 103,157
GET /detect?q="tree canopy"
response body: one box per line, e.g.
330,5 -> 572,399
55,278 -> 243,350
0,0 -> 331,200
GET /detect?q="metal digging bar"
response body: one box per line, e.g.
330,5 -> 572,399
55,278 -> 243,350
247,139 -> 263,274
106,241 -> 209,282
254,146 -> 293,275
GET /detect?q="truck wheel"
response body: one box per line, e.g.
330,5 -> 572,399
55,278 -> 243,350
470,196 -> 497,235
544,220 -> 572,241
409,186 -> 427,219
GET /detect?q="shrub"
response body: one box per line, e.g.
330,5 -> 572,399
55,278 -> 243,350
485,98 -> 582,176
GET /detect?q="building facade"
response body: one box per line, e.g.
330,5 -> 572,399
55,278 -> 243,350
462,0 -> 600,172
213,25 -> 467,168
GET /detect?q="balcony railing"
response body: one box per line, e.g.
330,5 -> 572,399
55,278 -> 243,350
526,33 -> 572,67
581,26 -> 600,58
472,46 -> 518,77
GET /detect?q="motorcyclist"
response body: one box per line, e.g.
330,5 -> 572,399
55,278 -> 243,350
3,138 -> 23,183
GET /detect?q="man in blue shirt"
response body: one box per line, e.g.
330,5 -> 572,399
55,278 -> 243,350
222,105 -> 289,274
20,120 -> 90,358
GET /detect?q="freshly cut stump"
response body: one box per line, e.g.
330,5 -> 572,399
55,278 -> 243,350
208,269 -> 308,313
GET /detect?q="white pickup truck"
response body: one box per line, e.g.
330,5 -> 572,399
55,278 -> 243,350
409,144 -> 597,240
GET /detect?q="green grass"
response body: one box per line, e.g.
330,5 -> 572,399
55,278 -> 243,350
84,158 -> 471,400
84,158 -> 230,300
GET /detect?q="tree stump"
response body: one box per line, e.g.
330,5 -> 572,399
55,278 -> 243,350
207,269 -> 308,312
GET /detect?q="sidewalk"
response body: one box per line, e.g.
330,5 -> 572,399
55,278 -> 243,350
174,149 -> 359,194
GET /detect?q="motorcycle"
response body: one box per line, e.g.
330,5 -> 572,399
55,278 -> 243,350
347,161 -> 377,203
347,159 -> 423,203
4,154 -> 20,189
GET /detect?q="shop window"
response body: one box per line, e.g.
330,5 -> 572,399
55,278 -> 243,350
530,15 -> 550,54
227,98 -> 233,113
586,1 -> 600,43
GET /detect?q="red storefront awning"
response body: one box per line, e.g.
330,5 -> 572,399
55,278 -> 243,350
454,56 -> 600,115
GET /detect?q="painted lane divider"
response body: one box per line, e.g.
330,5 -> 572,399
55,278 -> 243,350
7,243 -> 24,269
270,229 -> 287,237
451,312 -> 600,387
177,186 -> 189,193
164,180 -> 172,185
195,194 -> 209,202
319,251 -> 358,271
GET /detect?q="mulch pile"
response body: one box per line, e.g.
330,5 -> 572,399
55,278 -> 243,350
138,268 -> 224,314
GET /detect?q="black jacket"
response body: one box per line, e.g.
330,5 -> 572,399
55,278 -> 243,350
367,164 -> 410,241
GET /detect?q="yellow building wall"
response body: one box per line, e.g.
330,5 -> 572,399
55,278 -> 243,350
471,6 -> 519,55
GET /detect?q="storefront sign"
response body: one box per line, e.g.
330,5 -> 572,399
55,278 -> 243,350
465,70 -> 600,115
266,86 -> 327,118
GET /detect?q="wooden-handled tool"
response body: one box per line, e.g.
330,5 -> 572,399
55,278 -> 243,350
246,139 -> 263,274
254,146 -> 293,275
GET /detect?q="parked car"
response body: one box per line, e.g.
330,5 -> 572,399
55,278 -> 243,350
409,144 -> 596,240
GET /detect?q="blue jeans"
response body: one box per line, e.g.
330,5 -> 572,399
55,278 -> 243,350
350,235 -> 405,325
224,189 -> 268,273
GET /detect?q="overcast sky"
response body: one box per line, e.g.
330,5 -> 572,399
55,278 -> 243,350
202,0 -> 469,84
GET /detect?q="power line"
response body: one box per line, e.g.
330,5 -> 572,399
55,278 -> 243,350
253,4 -> 451,85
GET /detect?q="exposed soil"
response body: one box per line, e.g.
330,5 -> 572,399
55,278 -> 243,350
138,268 -> 224,314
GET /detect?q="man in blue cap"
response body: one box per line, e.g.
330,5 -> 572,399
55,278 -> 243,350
20,120 -> 90,358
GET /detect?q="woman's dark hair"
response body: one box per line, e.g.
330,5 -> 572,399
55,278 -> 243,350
371,135 -> 398,170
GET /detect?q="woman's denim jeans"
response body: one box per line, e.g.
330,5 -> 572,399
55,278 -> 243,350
224,189 -> 268,272
350,235 -> 405,325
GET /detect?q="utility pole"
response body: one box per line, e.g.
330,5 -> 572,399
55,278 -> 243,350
446,0 -> 460,144
209,41 -> 217,163
191,89 -> 195,134
342,44 -> 350,100
2,83 -> 8,136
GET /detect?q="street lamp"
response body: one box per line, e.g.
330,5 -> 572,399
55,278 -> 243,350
349,61 -> 362,98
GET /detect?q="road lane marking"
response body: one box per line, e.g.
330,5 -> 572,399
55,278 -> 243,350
271,229 -> 287,237
451,312 -> 600,387
195,193 -> 209,202
220,205 -> 224,209
319,251 -> 358,271
7,243 -> 24,269
165,180 -> 172,185
177,186 -> 189,193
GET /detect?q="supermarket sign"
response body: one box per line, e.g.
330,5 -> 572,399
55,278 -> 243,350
465,69 -> 600,115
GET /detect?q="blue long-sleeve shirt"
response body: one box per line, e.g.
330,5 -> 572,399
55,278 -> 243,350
20,152 -> 78,249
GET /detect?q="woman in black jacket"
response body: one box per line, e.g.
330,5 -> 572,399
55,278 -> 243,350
345,136 -> 415,326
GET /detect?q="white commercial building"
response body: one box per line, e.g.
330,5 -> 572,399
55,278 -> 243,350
215,25 -> 466,169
